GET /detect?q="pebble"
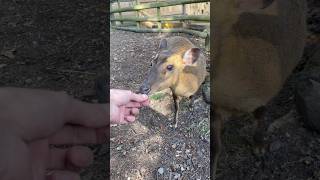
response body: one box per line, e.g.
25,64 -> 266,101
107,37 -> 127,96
172,143 -> 177,149
0,64 -> 7,68
172,172 -> 181,179
157,167 -> 164,175
25,78 -> 33,84
181,166 -> 185,171
304,157 -> 313,165
285,132 -> 291,138
269,140 -> 282,152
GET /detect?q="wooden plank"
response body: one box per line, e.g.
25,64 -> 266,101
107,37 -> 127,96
110,15 -> 209,22
111,26 -> 209,38
110,0 -> 209,13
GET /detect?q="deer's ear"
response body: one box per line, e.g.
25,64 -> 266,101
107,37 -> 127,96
182,48 -> 201,65
235,0 -> 274,12
159,38 -> 167,50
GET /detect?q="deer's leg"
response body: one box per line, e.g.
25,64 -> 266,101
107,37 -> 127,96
172,92 -> 182,128
212,109 -> 223,179
188,94 -> 196,111
253,106 -> 268,156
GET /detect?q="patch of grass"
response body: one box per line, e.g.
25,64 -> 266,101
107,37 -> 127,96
180,98 -> 190,111
150,92 -> 165,101
197,118 -> 210,140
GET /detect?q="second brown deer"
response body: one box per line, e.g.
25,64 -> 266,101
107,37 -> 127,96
212,0 -> 307,178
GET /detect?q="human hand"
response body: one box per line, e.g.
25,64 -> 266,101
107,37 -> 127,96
0,87 -> 108,180
110,89 -> 149,124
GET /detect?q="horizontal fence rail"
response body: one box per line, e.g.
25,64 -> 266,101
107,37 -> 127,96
111,0 -> 209,13
111,15 -> 209,22
113,26 -> 208,38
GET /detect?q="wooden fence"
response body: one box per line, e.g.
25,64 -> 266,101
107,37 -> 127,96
110,0 -> 210,50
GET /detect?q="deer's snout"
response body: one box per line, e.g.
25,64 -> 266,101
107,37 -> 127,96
139,84 -> 151,95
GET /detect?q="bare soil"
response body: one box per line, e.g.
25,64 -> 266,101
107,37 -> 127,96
110,30 -> 210,180
0,0 -> 107,179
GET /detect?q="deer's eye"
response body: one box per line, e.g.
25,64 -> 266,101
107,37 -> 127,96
166,64 -> 174,71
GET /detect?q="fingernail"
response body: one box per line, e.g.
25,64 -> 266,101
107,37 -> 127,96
142,94 -> 148,99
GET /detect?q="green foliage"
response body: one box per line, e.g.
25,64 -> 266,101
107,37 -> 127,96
150,92 -> 165,100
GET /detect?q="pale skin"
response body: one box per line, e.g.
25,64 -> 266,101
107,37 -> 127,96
0,88 -> 149,180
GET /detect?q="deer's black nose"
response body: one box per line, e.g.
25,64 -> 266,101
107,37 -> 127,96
139,85 -> 151,95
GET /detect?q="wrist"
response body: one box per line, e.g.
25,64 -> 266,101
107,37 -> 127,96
109,103 -> 119,124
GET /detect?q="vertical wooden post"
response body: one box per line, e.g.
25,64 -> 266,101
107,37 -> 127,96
117,0 -> 123,25
135,0 -> 140,28
110,2 -> 116,26
156,0 -> 161,29
182,4 -> 186,28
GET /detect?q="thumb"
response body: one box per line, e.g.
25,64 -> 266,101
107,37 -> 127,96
129,93 -> 148,103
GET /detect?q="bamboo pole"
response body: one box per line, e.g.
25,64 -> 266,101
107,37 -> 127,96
156,0 -> 161,30
182,4 -> 186,28
117,0 -> 123,25
110,15 -> 209,22
110,2 -> 116,26
110,0 -> 209,13
135,0 -> 140,28
111,26 -> 208,38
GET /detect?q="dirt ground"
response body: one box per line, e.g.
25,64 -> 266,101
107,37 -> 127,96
0,0 -> 107,179
110,30 -> 210,179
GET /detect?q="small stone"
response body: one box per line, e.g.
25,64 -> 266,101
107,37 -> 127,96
32,41 -> 38,46
0,64 -> 7,68
116,146 -> 122,151
157,167 -> 164,175
91,99 -> 98,103
255,161 -> 261,167
172,144 -> 177,149
172,172 -> 181,179
181,166 -> 185,171
285,132 -> 291,138
1,49 -> 15,59
304,157 -> 313,165
269,140 -> 282,152
25,79 -> 33,84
